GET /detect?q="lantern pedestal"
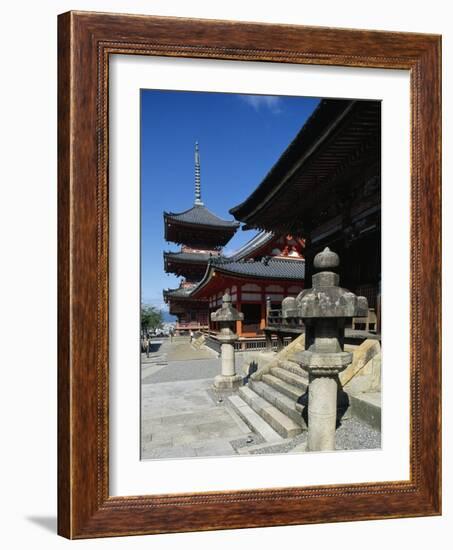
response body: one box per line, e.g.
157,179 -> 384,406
283,247 -> 368,452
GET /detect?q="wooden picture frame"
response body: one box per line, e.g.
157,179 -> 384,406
58,11 -> 441,539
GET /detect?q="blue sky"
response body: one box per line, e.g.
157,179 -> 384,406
141,90 -> 319,310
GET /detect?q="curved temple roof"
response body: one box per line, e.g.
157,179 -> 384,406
163,251 -> 215,263
228,231 -> 275,261
164,204 -> 240,229
190,256 -> 305,298
163,142 -> 240,247
209,257 -> 305,280
163,287 -> 194,299
229,99 -> 380,234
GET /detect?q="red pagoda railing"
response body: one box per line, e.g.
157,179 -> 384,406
176,321 -> 209,331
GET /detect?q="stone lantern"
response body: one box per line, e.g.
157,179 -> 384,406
282,247 -> 368,451
211,291 -> 244,390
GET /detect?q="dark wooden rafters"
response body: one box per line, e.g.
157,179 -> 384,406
163,287 -> 208,316
167,297 -> 208,311
163,252 -> 211,279
230,100 -> 381,236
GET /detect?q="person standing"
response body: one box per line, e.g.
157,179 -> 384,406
144,335 -> 150,358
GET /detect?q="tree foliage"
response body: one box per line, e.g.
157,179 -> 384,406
141,304 -> 163,332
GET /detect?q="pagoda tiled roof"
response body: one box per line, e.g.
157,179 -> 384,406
164,251 -> 214,263
209,257 -> 305,280
163,287 -> 194,299
164,255 -> 305,302
164,204 -> 240,229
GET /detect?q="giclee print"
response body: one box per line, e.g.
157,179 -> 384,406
140,90 -> 381,461
57,12 -> 441,537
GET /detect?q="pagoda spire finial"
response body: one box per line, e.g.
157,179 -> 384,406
194,141 -> 203,206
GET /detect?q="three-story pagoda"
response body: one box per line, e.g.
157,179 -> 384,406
163,143 -> 240,333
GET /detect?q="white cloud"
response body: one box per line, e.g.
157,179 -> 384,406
239,94 -> 283,114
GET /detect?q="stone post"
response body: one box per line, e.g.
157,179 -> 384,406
211,291 -> 244,391
282,247 -> 368,452
264,296 -> 273,351
265,331 -> 273,352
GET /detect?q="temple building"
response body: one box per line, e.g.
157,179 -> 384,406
162,143 -> 308,338
230,98 -> 381,333
190,232 -> 305,337
163,143 -> 240,333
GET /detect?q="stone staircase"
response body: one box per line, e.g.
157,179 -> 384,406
228,351 -> 309,440
228,334 -> 382,443
191,333 -> 206,350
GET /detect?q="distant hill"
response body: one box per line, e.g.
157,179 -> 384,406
162,310 -> 177,323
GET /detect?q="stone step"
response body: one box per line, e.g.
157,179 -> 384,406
271,366 -> 309,391
238,386 -> 302,438
262,373 -> 306,401
236,440 -> 286,455
248,379 -> 307,428
228,394 -> 283,444
277,359 -> 308,379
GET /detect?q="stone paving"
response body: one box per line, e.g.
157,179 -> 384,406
141,338 -> 381,460
167,341 -> 216,362
141,339 -> 253,459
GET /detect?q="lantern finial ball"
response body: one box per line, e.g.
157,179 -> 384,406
313,247 -> 340,271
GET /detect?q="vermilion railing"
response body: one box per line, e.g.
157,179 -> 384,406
176,322 -> 209,330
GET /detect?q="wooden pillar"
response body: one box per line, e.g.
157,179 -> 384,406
376,280 -> 381,335
266,296 -> 272,326
208,298 -> 212,332
236,287 -> 242,336
276,333 -> 284,351
260,288 -> 266,330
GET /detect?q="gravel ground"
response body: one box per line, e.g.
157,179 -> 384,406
248,434 -> 306,455
247,417 -> 381,455
335,417 -> 381,450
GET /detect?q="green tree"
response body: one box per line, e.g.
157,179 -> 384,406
141,304 -> 163,332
